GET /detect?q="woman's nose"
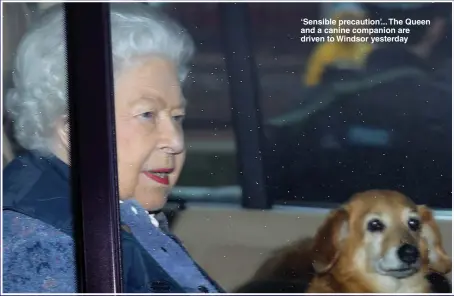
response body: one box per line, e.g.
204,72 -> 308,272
157,116 -> 184,154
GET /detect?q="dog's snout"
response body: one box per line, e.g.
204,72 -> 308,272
397,244 -> 420,265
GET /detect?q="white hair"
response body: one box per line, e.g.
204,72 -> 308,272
5,3 -> 195,155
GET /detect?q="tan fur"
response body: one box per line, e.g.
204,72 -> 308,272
247,190 -> 451,293
418,205 -> 452,274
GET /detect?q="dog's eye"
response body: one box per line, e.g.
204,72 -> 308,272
367,219 -> 385,232
408,218 -> 421,231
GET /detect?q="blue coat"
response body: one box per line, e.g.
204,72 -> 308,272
2,152 -> 224,293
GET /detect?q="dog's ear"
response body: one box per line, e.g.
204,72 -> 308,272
417,205 -> 451,274
311,208 -> 349,274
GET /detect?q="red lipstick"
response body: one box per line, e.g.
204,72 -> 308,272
144,168 -> 173,185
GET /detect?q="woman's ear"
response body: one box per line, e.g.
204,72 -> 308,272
311,208 -> 349,274
418,205 -> 451,275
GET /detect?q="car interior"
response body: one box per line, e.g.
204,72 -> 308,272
2,2 -> 452,292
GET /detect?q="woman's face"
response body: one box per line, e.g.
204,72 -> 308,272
115,57 -> 186,210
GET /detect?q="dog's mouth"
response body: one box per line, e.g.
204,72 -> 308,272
376,261 -> 421,279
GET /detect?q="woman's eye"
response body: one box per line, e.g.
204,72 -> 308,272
138,111 -> 154,120
173,115 -> 185,123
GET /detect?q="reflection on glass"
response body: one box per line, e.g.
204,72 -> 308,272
163,4 -> 239,201
107,4 -> 224,292
2,3 -> 225,293
3,3 -> 77,293
106,3 -> 224,293
252,2 -> 452,208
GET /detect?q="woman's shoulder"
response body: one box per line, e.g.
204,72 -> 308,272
3,210 -> 71,236
3,210 -> 76,293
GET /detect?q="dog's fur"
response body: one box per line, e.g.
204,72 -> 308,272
239,190 -> 451,293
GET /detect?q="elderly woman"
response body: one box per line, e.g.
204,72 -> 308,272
3,4 -> 223,293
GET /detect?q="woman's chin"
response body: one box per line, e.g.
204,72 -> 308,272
133,175 -> 174,210
135,188 -> 169,211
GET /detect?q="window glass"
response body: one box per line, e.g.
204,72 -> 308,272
95,3 -> 239,204
2,4 -> 237,294
2,3 -> 35,160
2,2 -> 81,292
252,2 -> 452,209
158,3 -> 239,202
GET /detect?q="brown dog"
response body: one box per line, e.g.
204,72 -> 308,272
242,190 -> 451,293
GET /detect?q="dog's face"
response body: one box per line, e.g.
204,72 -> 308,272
311,190 -> 451,292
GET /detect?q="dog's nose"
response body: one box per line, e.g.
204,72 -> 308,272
397,244 -> 420,264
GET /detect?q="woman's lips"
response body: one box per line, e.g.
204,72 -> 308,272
144,169 -> 173,185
